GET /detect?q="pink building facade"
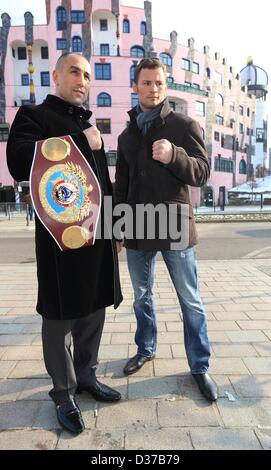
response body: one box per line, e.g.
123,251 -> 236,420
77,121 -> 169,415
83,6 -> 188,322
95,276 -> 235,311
0,0 -> 255,206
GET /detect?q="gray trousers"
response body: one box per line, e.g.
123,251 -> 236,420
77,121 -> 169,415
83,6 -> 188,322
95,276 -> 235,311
41,309 -> 105,405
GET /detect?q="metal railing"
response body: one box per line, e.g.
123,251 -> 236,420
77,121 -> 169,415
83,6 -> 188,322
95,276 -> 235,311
0,202 -> 34,226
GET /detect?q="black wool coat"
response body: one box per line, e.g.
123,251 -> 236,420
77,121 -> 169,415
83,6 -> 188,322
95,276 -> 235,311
115,99 -> 210,251
7,94 -> 123,320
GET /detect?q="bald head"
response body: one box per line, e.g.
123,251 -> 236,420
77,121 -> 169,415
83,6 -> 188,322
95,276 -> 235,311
55,52 -> 89,72
53,54 -> 91,106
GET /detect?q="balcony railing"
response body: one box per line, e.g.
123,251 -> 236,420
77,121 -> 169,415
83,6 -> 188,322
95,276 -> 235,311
168,82 -> 208,97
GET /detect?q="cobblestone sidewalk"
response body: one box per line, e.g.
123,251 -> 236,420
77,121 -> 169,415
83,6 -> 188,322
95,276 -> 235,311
0,259 -> 271,450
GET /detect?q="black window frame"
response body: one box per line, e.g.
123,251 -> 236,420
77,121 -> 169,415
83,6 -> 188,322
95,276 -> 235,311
41,46 -> 49,59
100,44 -> 110,56
95,63 -> 112,80
100,19 -> 108,31
96,118 -> 111,134
70,10 -> 85,24
21,74 -> 29,86
18,47 -> 27,60
40,71 -> 50,87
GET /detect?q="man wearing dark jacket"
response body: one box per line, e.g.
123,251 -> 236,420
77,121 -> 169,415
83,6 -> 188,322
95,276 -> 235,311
115,58 -> 217,401
7,53 -> 123,434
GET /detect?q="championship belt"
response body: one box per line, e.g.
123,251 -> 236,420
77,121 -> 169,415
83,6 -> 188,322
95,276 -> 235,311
30,135 -> 101,251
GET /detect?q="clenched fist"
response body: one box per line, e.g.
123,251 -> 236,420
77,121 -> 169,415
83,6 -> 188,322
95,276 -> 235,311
152,139 -> 173,164
83,126 -> 102,151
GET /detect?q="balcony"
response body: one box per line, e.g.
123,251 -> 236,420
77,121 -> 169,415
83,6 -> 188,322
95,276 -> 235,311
168,82 -> 208,97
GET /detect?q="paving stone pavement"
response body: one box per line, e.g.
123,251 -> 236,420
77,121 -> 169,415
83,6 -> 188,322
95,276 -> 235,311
0,259 -> 271,450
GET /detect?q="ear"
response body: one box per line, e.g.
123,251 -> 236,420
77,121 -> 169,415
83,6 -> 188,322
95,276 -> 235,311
52,69 -> 58,85
132,82 -> 138,93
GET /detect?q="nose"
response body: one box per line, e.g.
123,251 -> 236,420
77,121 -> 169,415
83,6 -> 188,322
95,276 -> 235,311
77,73 -> 85,87
150,82 -> 158,92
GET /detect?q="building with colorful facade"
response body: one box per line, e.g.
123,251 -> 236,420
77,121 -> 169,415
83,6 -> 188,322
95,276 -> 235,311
0,0 -> 264,206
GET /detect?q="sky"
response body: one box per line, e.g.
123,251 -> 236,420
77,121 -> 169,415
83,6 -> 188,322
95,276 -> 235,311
1,0 -> 270,139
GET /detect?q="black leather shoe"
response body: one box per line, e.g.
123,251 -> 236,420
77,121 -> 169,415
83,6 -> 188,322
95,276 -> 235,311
123,354 -> 154,375
192,373 -> 218,401
77,380 -> 121,402
56,398 -> 85,434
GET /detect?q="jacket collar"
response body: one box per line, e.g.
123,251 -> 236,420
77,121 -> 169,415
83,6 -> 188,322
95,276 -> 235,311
44,94 -> 92,121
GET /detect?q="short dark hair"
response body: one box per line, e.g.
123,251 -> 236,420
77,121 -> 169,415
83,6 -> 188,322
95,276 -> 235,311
55,52 -> 88,71
133,58 -> 167,84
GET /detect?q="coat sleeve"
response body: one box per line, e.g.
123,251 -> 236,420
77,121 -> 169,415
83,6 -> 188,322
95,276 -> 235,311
114,137 -> 129,205
6,106 -> 45,182
164,118 -> 210,187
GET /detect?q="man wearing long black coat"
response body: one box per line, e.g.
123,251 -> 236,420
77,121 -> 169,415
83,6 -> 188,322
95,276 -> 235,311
6,53 -> 123,435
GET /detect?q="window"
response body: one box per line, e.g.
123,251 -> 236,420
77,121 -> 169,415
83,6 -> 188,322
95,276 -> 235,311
130,46 -> 145,58
97,92 -> 111,107
181,58 -> 190,71
214,156 -> 233,173
215,93 -> 224,106
100,19 -> 108,31
100,44 -> 109,56
96,119 -> 111,134
106,151 -> 117,166
256,128 -> 264,142
246,127 -> 250,136
95,63 -> 111,80
239,123 -> 244,134
247,107 -> 250,117
0,125 -> 9,141
123,19 -> 130,33
140,21 -> 147,35
56,6 -> 67,30
131,93 -> 138,107
205,67 -> 211,79
221,134 -> 225,147
41,71 -> 50,87
167,76 -> 174,84
72,36 -> 82,52
56,38 -> 67,50
41,46 -> 48,59
215,114 -> 224,125
21,74 -> 29,86
12,48 -> 15,58
169,101 -> 176,111
230,101 -> 235,112
214,131 -> 220,141
228,80 -> 232,89
195,101 -> 205,117
192,61 -> 199,74
130,65 -> 136,86
18,47 -> 27,60
214,71 -> 222,84
239,159 -> 247,175
71,10 -> 85,23
239,105 -> 244,116
159,52 -> 172,67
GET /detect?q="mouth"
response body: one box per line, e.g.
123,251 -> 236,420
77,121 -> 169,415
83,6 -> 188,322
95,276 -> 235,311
74,90 -> 85,96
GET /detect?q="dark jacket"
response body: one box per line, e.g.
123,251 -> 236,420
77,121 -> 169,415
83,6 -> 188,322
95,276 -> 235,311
115,99 -> 210,250
7,94 -> 122,320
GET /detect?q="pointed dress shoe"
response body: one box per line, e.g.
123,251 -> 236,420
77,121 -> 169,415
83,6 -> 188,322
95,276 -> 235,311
77,379 -> 121,402
192,373 -> 218,401
56,398 -> 85,434
123,353 -> 155,375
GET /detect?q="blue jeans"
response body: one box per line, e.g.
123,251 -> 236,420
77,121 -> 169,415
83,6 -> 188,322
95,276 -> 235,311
126,247 -> 211,374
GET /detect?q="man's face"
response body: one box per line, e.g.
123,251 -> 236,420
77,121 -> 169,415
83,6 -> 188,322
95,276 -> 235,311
53,54 -> 91,106
133,67 -> 167,111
